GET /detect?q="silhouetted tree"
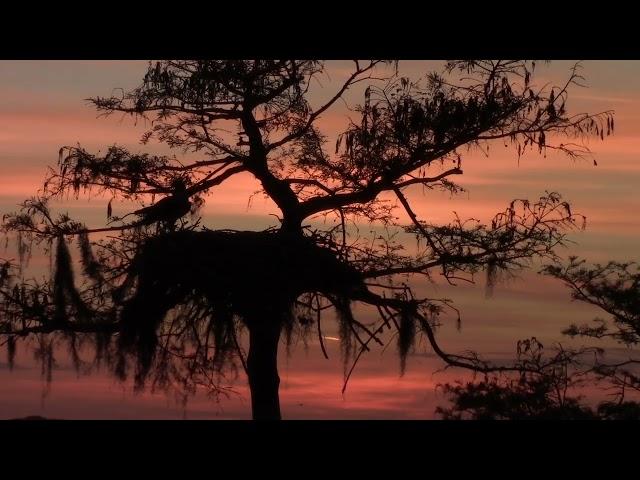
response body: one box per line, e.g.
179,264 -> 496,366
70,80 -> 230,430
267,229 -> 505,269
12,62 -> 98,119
435,337 -> 597,419
437,259 -> 640,419
544,258 -> 640,402
436,367 -> 640,420
0,60 -> 614,419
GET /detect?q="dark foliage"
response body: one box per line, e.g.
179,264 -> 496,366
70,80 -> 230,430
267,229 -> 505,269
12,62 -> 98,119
0,60 -> 615,418
437,258 -> 640,420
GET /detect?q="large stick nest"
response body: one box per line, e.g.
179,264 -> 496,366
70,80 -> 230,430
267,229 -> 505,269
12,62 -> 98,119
115,229 -> 366,354
119,229 -> 366,317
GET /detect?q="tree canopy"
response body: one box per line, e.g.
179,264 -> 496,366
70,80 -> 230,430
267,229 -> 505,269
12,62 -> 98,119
437,258 -> 640,420
0,60 -> 616,419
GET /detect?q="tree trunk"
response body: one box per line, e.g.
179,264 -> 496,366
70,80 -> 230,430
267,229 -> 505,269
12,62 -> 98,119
246,320 -> 282,420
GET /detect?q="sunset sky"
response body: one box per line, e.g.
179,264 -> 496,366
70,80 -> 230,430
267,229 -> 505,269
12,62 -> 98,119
1,60 -> 638,419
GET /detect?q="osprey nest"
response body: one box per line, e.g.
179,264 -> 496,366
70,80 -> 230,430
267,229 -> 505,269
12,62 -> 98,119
117,229 -> 367,333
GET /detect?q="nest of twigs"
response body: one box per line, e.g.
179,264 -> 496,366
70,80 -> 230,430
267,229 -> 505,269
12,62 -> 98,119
113,229 -> 367,377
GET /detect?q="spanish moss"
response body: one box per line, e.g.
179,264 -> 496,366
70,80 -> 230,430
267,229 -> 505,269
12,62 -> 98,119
398,308 -> 416,375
